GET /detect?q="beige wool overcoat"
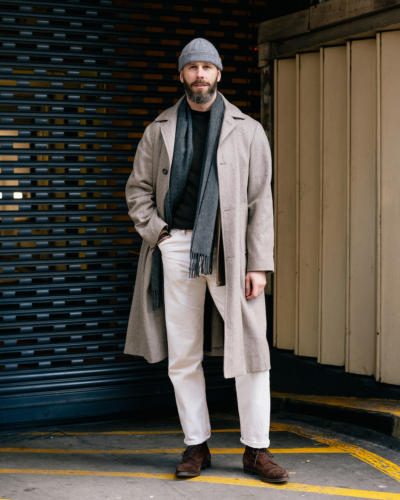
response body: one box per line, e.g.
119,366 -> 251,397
124,93 -> 274,378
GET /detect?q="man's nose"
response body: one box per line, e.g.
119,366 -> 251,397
196,67 -> 205,79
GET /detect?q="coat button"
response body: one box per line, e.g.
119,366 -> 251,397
162,168 -> 168,175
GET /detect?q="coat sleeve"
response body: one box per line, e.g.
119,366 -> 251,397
246,122 -> 274,272
125,124 -> 167,248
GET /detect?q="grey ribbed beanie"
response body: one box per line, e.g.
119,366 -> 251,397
178,38 -> 223,71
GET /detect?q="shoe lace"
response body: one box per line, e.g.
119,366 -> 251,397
254,448 -> 276,467
182,445 -> 198,460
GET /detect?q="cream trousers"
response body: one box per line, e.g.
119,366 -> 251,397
159,229 -> 271,448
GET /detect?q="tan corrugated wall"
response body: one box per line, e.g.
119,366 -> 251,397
377,31 -> 400,385
273,31 -> 400,384
295,52 -> 320,358
347,38 -> 377,376
319,46 -> 348,366
273,58 -> 296,350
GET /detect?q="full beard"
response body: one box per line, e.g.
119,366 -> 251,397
183,79 -> 218,104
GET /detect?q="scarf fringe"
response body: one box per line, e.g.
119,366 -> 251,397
189,253 -> 212,278
152,289 -> 161,310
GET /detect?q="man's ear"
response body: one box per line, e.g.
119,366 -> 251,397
179,71 -> 184,83
217,70 -> 221,82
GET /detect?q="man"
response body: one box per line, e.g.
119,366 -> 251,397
124,38 -> 288,484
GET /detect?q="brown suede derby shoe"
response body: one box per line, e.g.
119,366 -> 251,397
243,446 -> 289,483
175,442 -> 211,478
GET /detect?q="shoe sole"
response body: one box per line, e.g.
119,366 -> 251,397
175,459 -> 211,479
243,467 -> 289,484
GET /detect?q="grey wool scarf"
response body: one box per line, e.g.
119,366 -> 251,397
151,94 -> 225,309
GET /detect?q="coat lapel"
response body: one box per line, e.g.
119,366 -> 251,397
219,94 -> 245,146
156,98 -> 182,167
219,113 -> 236,146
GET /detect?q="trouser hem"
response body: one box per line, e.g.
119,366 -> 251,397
184,433 -> 211,446
240,437 -> 270,449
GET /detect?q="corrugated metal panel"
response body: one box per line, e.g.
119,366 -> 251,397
295,51 -> 320,358
346,38 -> 377,376
377,30 -> 400,385
319,45 -> 347,367
0,0 -> 267,425
273,57 -> 296,351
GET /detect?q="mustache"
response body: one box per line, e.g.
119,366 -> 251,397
191,80 -> 210,87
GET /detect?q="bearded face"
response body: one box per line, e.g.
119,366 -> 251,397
182,75 -> 218,104
180,62 -> 221,105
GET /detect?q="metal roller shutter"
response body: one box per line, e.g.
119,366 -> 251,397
0,0 -> 266,426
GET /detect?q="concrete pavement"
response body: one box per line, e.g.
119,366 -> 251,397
1,411 -> 400,499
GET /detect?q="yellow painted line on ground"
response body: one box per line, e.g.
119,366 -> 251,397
0,468 -> 399,499
21,430 -> 185,436
17,423 -> 400,483
270,423 -> 400,483
0,447 -> 346,455
272,392 -> 400,417
270,447 -> 346,454
338,445 -> 400,484
21,428 -> 240,436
